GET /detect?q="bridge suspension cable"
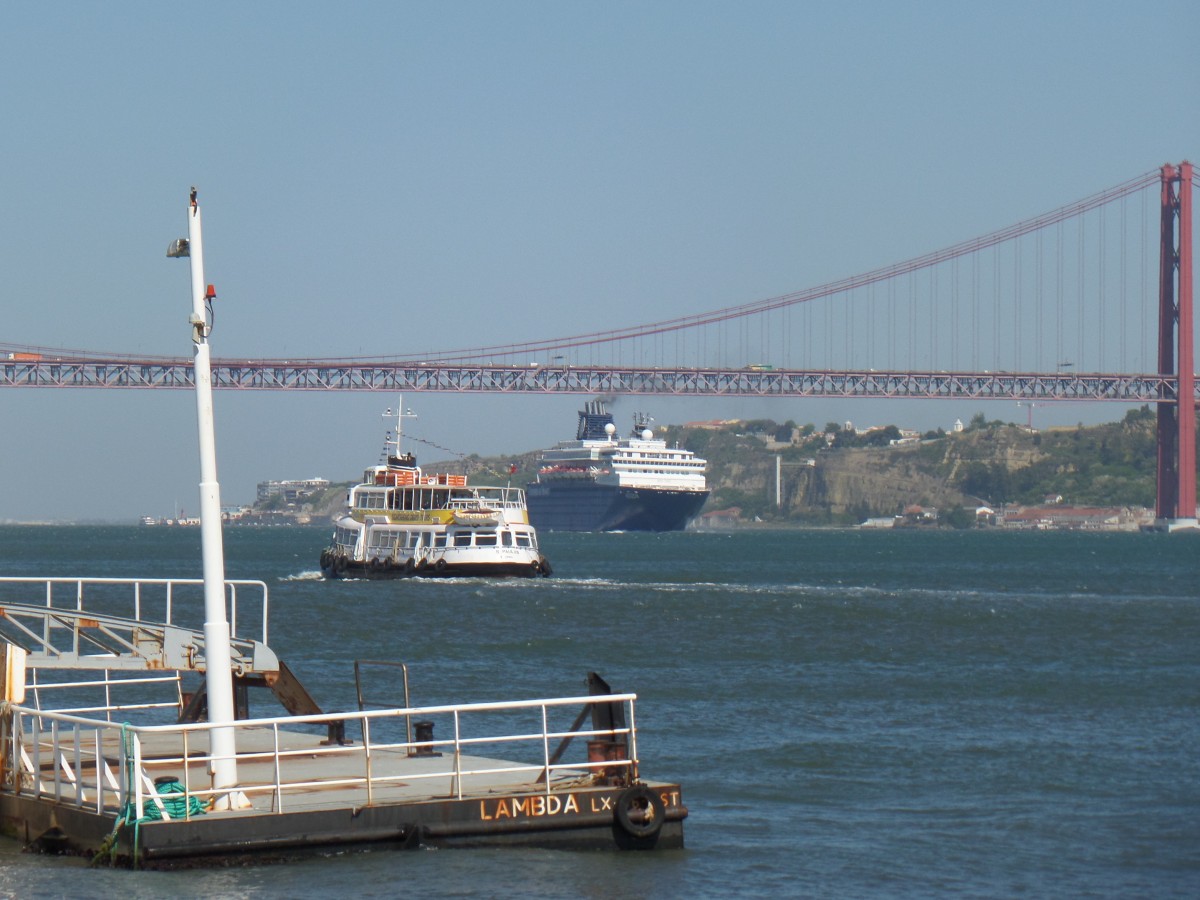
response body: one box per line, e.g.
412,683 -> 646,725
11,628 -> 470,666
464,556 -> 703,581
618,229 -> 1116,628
379,168 -> 1162,365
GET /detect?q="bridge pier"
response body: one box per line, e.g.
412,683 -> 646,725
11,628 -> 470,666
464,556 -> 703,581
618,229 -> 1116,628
1153,161 -> 1197,531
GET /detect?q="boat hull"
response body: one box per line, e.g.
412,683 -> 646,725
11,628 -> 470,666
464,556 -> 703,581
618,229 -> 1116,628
0,779 -> 684,866
526,483 -> 709,532
320,553 -> 550,580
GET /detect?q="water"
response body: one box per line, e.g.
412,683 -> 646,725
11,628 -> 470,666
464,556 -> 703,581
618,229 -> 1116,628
1,526 -> 1198,898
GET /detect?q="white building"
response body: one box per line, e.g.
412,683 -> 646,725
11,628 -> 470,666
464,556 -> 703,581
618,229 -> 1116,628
256,478 -> 330,504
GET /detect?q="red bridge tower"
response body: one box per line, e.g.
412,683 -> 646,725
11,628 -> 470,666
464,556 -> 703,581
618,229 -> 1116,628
1154,161 -> 1196,530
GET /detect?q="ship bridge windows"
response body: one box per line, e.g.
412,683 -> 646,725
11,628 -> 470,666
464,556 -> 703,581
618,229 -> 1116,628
385,486 -> 453,511
356,489 -> 387,510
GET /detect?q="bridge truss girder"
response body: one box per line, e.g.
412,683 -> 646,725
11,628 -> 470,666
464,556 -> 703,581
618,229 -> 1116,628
0,360 -> 1185,403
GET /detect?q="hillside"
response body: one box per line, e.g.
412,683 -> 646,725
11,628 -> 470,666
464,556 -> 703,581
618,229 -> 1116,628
264,406 -> 1170,527
659,406 -> 1162,525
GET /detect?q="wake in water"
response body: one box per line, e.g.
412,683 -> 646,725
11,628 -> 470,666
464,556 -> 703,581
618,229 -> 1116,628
281,570 -> 325,581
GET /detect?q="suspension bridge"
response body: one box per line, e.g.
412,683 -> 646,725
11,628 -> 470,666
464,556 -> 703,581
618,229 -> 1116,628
2,163 -> 1195,526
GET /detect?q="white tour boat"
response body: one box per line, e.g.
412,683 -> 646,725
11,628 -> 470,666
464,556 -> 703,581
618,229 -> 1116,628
320,403 -> 552,579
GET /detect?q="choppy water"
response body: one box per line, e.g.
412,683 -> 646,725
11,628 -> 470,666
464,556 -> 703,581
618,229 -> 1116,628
1,526 -> 1198,898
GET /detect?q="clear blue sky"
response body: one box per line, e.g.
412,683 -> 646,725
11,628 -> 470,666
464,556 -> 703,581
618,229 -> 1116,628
2,1 -> 1197,522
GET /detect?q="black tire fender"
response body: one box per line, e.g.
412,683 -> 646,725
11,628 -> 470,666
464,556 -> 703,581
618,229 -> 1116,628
613,785 -> 665,840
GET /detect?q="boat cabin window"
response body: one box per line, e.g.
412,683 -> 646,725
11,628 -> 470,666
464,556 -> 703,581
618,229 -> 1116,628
453,532 -> 472,547
501,531 -> 513,547
514,531 -> 533,548
433,533 -> 447,548
475,532 -> 497,547
357,489 -> 386,510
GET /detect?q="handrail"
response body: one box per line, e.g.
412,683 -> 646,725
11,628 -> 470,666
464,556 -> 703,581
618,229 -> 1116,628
21,691 -> 635,733
0,576 -> 270,645
3,691 -> 638,818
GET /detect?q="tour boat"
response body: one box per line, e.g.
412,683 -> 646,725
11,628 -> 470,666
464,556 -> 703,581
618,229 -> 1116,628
321,403 -> 551,579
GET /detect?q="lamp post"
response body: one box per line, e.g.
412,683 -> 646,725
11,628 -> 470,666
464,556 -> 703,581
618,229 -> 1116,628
168,188 -> 239,794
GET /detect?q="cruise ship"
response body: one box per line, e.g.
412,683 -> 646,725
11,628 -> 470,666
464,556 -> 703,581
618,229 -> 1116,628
526,402 -> 709,532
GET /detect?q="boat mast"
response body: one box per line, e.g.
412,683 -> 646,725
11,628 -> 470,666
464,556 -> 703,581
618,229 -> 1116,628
385,395 -> 416,462
169,188 -> 238,792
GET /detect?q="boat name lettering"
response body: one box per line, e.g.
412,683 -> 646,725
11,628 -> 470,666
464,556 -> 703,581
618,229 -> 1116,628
478,793 -> 583,820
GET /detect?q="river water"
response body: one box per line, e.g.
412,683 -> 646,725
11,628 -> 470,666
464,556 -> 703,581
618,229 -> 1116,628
1,525 -> 1197,898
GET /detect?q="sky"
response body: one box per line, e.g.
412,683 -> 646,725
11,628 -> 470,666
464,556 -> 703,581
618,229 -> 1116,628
1,1 -> 1197,522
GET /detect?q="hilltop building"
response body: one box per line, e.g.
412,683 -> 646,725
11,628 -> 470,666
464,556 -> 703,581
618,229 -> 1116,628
256,478 -> 330,505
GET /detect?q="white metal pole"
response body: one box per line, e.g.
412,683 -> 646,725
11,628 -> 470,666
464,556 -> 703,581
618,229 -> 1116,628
776,455 -> 781,508
184,190 -> 238,790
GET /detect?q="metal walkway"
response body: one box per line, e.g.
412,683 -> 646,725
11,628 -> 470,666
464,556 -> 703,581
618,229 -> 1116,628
0,576 -> 276,675
0,601 -> 277,674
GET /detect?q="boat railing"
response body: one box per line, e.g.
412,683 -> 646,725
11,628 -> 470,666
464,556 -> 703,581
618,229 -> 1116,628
1,692 -> 639,820
467,487 -> 527,508
0,576 -> 271,647
26,670 -> 184,722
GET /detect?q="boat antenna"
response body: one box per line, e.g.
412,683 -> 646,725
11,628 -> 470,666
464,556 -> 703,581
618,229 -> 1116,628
383,395 -> 417,460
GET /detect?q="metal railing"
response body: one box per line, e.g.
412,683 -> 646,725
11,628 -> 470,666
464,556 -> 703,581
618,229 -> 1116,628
1,691 -> 638,821
0,576 -> 270,646
27,670 -> 184,721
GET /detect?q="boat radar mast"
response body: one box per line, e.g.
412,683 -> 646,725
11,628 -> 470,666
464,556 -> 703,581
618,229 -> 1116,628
166,187 -> 245,807
383,396 -> 417,467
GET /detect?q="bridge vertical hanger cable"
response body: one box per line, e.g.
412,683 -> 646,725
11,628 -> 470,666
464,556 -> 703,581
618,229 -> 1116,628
1077,215 -> 1085,368
1035,230 -> 1043,372
1099,205 -> 1108,373
1120,195 -> 1127,373
1056,221 -> 1064,374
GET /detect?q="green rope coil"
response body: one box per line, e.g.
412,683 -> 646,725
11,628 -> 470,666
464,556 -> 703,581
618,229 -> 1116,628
141,777 -> 206,821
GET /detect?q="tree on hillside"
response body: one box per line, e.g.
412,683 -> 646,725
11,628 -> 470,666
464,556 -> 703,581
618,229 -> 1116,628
943,506 -> 976,529
957,461 -> 1011,505
860,425 -> 902,447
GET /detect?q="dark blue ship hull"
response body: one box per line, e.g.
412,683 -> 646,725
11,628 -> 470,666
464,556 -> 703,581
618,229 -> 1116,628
526,482 -> 709,532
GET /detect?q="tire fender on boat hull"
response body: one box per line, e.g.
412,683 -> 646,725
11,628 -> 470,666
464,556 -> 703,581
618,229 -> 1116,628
613,784 -> 665,842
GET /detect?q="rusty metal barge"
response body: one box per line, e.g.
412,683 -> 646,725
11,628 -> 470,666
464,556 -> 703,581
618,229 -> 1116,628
0,576 -> 685,867
0,188 -> 684,867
